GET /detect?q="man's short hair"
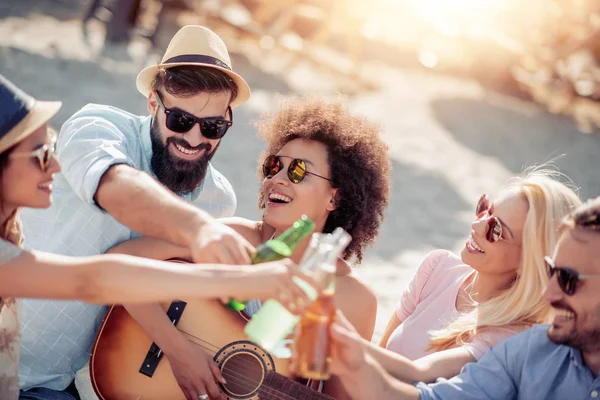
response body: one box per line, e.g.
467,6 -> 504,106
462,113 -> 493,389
151,65 -> 239,101
561,196 -> 600,235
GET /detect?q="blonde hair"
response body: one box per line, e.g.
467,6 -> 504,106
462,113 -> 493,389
428,167 -> 581,351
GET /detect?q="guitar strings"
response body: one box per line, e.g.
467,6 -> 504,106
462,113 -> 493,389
172,328 -> 318,400
177,328 -> 284,374
177,329 -> 270,373
174,329 -> 295,398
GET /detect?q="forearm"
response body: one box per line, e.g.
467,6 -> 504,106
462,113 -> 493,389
1,251 -> 256,304
379,313 -> 402,348
343,356 -> 420,400
107,237 -> 191,261
377,369 -> 421,400
364,338 -> 424,383
124,303 -> 190,355
94,164 -> 209,248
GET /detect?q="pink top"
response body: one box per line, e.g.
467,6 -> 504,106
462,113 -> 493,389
385,249 -> 519,361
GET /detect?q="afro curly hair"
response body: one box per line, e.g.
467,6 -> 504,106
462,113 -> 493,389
256,96 -> 391,263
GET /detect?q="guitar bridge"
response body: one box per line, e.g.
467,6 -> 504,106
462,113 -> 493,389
138,301 -> 187,378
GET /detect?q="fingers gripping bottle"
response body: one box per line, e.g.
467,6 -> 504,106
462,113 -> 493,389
224,215 -> 315,311
244,228 -> 351,356
291,228 -> 351,380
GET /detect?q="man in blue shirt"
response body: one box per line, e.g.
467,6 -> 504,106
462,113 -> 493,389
330,195 -> 600,400
19,25 -> 255,400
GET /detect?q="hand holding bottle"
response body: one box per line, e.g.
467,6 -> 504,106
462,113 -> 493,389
225,215 -> 316,311
239,259 -> 320,315
245,228 -> 351,356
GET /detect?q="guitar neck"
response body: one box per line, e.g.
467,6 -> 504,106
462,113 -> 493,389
261,371 -> 335,400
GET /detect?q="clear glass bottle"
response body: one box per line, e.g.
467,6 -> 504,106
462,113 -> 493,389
244,228 -> 350,355
291,228 -> 350,379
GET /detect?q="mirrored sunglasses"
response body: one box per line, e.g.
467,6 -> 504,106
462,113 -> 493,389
475,194 -> 504,243
262,155 -> 332,184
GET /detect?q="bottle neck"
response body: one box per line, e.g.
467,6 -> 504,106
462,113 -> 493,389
275,218 -> 315,251
315,261 -> 337,291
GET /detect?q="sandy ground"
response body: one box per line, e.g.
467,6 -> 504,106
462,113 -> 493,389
2,0 -> 600,343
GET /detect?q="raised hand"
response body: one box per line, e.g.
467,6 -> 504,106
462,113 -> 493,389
190,219 -> 255,265
244,259 -> 321,314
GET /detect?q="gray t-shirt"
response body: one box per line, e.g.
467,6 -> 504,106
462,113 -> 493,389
0,237 -> 23,400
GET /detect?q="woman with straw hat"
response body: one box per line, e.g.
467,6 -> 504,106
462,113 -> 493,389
0,75 -> 313,400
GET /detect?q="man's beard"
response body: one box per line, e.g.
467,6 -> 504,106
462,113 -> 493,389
547,301 -> 600,352
150,118 -> 219,194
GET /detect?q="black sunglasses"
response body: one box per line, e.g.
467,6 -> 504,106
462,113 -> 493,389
545,256 -> 600,296
263,155 -> 332,184
155,91 -> 233,139
10,141 -> 56,172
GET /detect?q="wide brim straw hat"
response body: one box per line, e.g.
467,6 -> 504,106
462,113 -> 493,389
0,75 -> 61,154
136,25 -> 251,108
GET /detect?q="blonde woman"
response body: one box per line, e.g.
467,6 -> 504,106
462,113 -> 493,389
366,168 -> 581,383
0,76 -> 312,400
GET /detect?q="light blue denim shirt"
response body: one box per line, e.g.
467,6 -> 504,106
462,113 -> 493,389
418,324 -> 600,400
18,104 -> 236,391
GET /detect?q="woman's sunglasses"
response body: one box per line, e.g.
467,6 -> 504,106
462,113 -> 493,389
10,141 -> 56,172
475,194 -> 505,243
155,91 -> 233,139
545,256 -> 600,296
263,155 -> 332,184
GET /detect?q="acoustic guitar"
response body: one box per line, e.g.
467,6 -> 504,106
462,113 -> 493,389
89,267 -> 335,399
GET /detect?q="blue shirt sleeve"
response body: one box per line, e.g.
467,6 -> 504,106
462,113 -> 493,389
418,340 -> 519,400
57,112 -> 135,206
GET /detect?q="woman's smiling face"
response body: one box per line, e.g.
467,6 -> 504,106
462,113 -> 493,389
461,189 -> 527,277
261,138 -> 337,231
2,125 -> 61,210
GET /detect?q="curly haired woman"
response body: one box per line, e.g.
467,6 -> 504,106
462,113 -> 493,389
112,95 -> 392,399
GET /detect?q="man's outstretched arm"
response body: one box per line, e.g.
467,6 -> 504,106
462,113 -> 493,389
95,164 -> 253,264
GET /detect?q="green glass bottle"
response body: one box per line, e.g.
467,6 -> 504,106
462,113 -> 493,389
225,215 -> 316,311
244,228 -> 351,355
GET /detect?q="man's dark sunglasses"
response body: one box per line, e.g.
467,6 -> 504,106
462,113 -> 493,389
155,91 -> 233,139
544,256 -> 600,296
263,155 -> 332,184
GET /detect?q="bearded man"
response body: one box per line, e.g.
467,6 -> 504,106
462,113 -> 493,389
18,25 -> 254,400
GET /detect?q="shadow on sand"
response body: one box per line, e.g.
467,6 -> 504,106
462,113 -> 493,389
431,97 -> 600,200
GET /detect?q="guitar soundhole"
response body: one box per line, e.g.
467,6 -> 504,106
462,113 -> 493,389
214,340 -> 275,399
221,353 -> 263,397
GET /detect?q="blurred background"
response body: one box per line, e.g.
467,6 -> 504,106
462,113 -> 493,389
1,0 -> 599,342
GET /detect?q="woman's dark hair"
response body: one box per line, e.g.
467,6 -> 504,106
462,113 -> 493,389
257,96 -> 391,263
0,145 -> 22,245
151,66 -> 238,101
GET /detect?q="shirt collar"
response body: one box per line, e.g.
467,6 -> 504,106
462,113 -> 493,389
570,347 -> 584,366
139,116 -> 207,200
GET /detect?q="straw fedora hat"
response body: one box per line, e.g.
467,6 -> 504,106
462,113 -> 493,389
0,74 -> 61,154
136,25 -> 251,108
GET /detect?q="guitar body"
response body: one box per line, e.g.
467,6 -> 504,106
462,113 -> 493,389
90,299 -> 292,400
